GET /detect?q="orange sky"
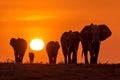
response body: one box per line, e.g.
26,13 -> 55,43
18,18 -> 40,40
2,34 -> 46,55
0,0 -> 120,63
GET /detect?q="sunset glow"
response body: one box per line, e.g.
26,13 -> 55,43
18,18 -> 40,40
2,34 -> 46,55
18,16 -> 56,21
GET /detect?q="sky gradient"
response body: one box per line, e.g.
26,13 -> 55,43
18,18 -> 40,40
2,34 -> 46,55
0,0 -> 120,63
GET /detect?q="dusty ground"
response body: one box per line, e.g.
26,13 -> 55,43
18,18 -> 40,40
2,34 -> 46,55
0,63 -> 120,80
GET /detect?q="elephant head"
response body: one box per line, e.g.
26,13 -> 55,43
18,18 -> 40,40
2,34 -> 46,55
10,38 -> 27,63
60,30 -> 80,64
46,41 -> 60,64
80,23 -> 112,64
29,52 -> 35,64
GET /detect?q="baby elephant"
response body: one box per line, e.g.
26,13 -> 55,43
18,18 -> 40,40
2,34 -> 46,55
46,41 -> 60,64
29,52 -> 35,63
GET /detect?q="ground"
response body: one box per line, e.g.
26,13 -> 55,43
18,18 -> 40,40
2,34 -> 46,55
0,63 -> 120,80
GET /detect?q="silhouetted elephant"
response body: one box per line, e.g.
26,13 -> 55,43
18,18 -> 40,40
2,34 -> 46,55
29,52 -> 35,63
60,30 -> 80,64
46,41 -> 60,64
80,23 -> 112,64
10,38 -> 27,63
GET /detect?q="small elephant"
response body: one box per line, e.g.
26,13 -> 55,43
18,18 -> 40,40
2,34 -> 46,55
60,30 -> 80,64
80,23 -> 112,64
46,41 -> 60,64
29,52 -> 35,63
10,38 -> 27,63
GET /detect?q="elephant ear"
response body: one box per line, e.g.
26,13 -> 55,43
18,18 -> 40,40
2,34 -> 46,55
10,38 -> 17,47
98,24 -> 112,41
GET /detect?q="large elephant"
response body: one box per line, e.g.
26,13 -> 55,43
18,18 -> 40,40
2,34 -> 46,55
29,52 -> 35,64
60,30 -> 80,64
80,23 -> 112,64
10,38 -> 27,63
46,41 -> 60,64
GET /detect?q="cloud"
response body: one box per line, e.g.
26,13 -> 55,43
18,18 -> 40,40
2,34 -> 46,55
17,15 -> 56,21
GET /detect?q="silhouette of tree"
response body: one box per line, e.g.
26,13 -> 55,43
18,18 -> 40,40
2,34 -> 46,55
10,38 -> 27,63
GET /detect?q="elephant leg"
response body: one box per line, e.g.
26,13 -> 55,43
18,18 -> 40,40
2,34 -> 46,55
18,56 -> 23,63
16,55 -> 20,63
15,55 -> 18,62
94,53 -> 98,64
30,57 -> 34,63
64,54 -> 67,64
90,53 -> 98,64
49,57 -> 53,64
14,51 -> 18,63
21,56 -> 23,63
16,54 -> 21,63
94,42 -> 100,64
15,56 -> 18,63
16,58 -> 19,63
72,51 -> 77,64
53,56 -> 57,64
94,49 -> 100,64
20,53 -> 24,63
90,54 -> 95,64
48,53 -> 53,64
49,58 -> 52,64
84,50 -> 89,64
31,59 -> 33,63
89,46 -> 95,64
68,52 -> 72,64
30,58 -> 32,63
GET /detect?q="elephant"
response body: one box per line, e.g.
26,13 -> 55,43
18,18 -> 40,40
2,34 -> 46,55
80,23 -> 112,64
29,52 -> 35,64
46,41 -> 60,64
60,30 -> 80,64
10,38 -> 27,63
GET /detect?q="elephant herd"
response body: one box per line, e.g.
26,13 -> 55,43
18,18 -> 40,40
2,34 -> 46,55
10,23 -> 112,64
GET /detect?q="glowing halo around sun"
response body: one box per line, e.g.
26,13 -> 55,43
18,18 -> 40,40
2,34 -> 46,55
30,38 -> 44,51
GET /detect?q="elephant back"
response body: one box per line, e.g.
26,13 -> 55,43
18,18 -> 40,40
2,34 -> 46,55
61,32 -> 69,43
46,41 -> 54,52
60,32 -> 70,49
80,25 -> 93,41
73,31 -> 80,42
17,38 -> 27,50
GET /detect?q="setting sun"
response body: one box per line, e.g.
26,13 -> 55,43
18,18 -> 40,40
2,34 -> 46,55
30,38 -> 44,51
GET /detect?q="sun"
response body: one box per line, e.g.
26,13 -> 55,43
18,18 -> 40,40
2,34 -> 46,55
30,38 -> 44,51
